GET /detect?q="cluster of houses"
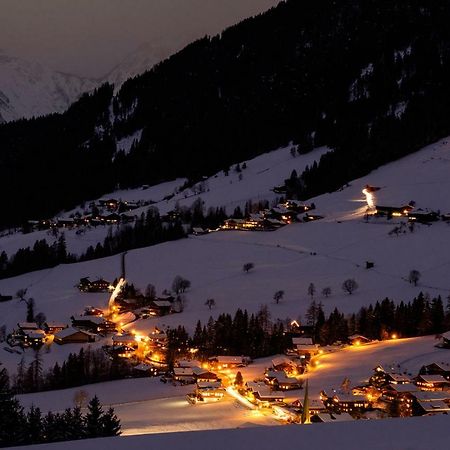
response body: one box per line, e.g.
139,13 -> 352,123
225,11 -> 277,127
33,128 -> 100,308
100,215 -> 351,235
220,200 -> 321,232
26,198 -> 149,232
371,204 -> 450,224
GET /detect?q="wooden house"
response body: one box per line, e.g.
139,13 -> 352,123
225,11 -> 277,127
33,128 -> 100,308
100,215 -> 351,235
23,329 -> 46,346
148,328 -> 168,348
78,277 -> 111,293
419,362 -> 450,380
439,331 -> 450,349
209,355 -> 251,369
43,322 -> 67,334
112,334 -> 137,349
71,315 -> 115,334
416,375 -> 450,391
150,300 -> 172,316
348,334 -> 372,346
374,205 -> 413,218
416,400 -> 450,416
195,381 -> 225,402
192,367 -> 219,383
329,393 -> 369,413
273,373 -> 302,391
291,398 -> 329,415
17,322 -> 39,331
272,356 -> 297,372
252,389 -> 285,407
54,327 -> 96,344
173,367 -> 195,384
408,211 -> 440,223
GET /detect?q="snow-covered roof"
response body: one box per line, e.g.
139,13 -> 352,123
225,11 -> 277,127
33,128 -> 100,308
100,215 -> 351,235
44,322 -> 66,328
112,334 -> 136,343
197,381 -> 222,390
417,401 -> 450,412
153,300 -> 172,307
55,327 -> 96,339
272,356 -> 295,367
413,391 -> 450,402
441,331 -> 450,340
174,367 -> 194,376
24,329 -> 46,338
292,337 -> 314,346
417,375 -> 449,383
211,356 -> 247,364
387,373 -> 410,382
178,359 -> 202,368
385,383 -> 418,393
72,315 -> 105,324
17,322 -> 38,329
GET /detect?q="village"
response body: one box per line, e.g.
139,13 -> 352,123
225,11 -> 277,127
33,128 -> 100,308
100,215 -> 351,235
5,264 -> 450,426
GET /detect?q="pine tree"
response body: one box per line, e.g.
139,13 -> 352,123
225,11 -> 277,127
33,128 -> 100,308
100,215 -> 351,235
84,396 -> 104,438
101,407 -> 121,437
25,405 -> 43,444
0,364 -> 26,447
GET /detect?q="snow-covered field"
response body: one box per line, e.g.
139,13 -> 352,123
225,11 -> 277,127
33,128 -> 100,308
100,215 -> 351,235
16,414 -> 450,450
14,335 -> 450,437
1,139 -> 450,376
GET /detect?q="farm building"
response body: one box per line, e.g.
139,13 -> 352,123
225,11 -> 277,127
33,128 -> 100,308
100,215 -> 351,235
54,327 -> 97,344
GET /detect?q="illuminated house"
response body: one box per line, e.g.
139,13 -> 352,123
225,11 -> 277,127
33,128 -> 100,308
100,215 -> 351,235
291,398 -> 329,415
407,211 -> 440,223
348,334 -> 372,346
54,327 -> 97,344
22,329 -> 46,346
415,375 -> 450,391
252,388 -> 285,408
43,322 -> 67,334
370,365 -> 411,387
374,205 -> 414,218
78,277 -> 111,293
221,217 -> 284,231
209,355 -> 251,369
292,337 -> 320,358
173,367 -> 196,384
419,362 -> 450,380
416,400 -> 450,415
195,381 -> 225,402
71,315 -> 116,334
329,393 -> 369,413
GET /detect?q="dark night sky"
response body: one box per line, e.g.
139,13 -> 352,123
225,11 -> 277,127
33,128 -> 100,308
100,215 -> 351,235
0,0 -> 279,77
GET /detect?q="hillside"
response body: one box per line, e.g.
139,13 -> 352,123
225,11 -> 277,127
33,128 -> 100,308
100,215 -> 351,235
4,0 -> 450,226
0,137 -> 449,375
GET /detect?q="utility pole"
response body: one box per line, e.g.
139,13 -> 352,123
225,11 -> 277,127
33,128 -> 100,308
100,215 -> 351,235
121,251 -> 127,280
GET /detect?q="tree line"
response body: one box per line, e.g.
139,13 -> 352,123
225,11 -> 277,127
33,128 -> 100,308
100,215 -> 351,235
306,292 -> 448,344
0,208 -> 185,280
12,347 -> 133,395
0,364 -> 120,448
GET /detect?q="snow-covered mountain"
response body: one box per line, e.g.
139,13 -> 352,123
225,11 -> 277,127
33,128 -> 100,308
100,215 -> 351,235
105,42 -> 177,90
0,54 -> 97,123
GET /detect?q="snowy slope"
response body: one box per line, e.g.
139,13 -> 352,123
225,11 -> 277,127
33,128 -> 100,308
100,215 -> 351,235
16,414 -> 450,450
1,139 -> 450,375
0,145 -> 326,257
0,54 -> 96,122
